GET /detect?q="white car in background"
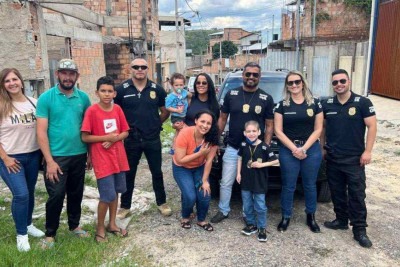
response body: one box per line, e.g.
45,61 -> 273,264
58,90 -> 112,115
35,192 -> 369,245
187,76 -> 196,93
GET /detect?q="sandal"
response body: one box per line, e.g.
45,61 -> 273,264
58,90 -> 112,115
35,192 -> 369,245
106,227 -> 128,238
95,233 -> 108,243
71,227 -> 90,238
40,238 -> 55,249
180,220 -> 191,229
197,222 -> 214,232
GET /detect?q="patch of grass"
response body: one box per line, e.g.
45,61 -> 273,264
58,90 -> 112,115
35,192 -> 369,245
0,212 -> 152,266
394,150 -> 400,156
85,173 -> 98,188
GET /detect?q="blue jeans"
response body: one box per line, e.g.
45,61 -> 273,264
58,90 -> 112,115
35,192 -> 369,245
242,190 -> 267,228
218,145 -> 238,215
172,163 -> 210,222
0,150 -> 40,235
279,141 -> 322,218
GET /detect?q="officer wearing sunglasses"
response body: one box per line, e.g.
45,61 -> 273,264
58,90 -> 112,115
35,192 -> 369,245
114,57 -> 172,218
211,62 -> 275,224
274,70 -> 323,233
321,69 -> 377,248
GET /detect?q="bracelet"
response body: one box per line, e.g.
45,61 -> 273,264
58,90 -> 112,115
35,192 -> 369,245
302,149 -> 307,155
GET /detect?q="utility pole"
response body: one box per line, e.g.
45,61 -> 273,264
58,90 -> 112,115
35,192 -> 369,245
219,40 -> 222,84
296,0 -> 301,70
312,0 -> 317,39
175,0 -> 180,73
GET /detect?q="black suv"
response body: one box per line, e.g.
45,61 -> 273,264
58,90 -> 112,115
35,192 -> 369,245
209,70 -> 331,202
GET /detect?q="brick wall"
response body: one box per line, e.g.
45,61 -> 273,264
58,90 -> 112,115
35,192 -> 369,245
71,40 -> 106,100
0,3 -> 46,80
281,1 -> 369,41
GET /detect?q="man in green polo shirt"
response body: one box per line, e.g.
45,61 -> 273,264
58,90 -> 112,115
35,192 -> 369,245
36,58 -> 91,249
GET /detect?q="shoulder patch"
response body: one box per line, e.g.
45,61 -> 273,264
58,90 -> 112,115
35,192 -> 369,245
262,145 -> 267,150
327,98 -> 334,103
241,142 -> 246,147
230,90 -> 239,96
354,97 -> 360,102
369,106 -> 375,113
269,152 -> 275,157
151,83 -> 157,88
259,94 -> 268,100
123,83 -> 129,88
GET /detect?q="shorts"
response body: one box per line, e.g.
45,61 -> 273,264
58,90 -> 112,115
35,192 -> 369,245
97,172 -> 127,203
171,115 -> 185,124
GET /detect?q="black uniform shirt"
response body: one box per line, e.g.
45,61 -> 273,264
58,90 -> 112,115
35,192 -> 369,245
221,87 -> 274,149
238,141 -> 277,193
322,92 -> 375,156
114,79 -> 167,139
274,98 -> 322,141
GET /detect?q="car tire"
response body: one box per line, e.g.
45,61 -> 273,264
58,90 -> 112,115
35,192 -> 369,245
209,173 -> 220,199
317,180 -> 331,203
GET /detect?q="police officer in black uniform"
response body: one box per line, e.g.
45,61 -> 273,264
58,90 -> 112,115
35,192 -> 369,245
322,69 -> 377,248
114,57 -> 172,218
211,62 -> 275,223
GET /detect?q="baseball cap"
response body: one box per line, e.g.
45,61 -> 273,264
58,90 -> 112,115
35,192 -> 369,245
57,59 -> 78,72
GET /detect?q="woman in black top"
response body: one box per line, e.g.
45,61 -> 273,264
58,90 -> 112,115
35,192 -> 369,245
274,71 -> 323,233
184,73 -> 220,126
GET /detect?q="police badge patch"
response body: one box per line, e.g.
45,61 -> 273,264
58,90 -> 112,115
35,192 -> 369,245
150,91 -> 156,99
307,109 -> 314,117
348,107 -> 356,116
255,105 -> 262,114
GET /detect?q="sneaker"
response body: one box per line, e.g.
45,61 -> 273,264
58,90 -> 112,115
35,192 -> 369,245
17,234 -> 30,252
116,208 -> 131,219
27,224 -> 45,237
210,211 -> 228,223
257,228 -> 267,242
158,203 -> 172,216
241,225 -> 258,236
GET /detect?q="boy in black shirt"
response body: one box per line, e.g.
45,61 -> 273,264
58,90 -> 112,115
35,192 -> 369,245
237,121 -> 278,242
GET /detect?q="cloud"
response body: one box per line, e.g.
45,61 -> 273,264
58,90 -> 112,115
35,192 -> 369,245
159,0 -> 284,31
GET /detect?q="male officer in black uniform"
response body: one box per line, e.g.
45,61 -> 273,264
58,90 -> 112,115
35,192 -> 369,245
211,62 -> 275,223
114,57 -> 172,217
321,69 -> 377,248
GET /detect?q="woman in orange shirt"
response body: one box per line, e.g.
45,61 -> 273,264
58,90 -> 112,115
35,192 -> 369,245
173,110 -> 219,231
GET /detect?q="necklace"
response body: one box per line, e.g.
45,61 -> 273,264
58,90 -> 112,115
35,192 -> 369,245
247,143 -> 259,168
242,89 -> 256,113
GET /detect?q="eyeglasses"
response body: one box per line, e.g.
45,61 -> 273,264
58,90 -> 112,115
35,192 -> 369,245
196,81 -> 208,85
287,79 -> 302,86
332,79 -> 347,86
131,65 -> 148,70
244,72 -> 260,78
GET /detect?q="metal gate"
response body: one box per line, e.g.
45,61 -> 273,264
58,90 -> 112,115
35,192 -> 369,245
371,0 -> 400,99
312,56 -> 331,98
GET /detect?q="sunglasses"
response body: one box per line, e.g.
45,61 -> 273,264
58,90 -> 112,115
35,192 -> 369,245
244,72 -> 260,78
287,79 -> 302,86
131,65 -> 148,70
196,81 -> 208,85
332,79 -> 347,86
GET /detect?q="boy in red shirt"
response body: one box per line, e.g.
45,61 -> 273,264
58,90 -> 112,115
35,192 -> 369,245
81,76 -> 130,242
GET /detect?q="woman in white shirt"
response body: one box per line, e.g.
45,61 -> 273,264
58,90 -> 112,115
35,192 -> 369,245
0,68 -> 44,252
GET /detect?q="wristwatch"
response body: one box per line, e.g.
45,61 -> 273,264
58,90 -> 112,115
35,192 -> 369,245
302,149 -> 307,155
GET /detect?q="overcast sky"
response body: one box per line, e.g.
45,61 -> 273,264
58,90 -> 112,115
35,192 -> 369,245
158,0 -> 289,32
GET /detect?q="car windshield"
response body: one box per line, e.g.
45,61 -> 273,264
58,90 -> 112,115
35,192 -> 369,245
218,76 -> 285,104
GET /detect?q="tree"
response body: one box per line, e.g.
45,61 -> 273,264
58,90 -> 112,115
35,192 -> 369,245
212,40 -> 238,59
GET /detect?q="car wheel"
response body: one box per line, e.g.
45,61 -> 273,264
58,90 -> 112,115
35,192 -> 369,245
209,173 -> 220,199
317,180 -> 331,203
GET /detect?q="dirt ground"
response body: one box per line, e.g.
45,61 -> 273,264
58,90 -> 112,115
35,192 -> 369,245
126,96 -> 400,267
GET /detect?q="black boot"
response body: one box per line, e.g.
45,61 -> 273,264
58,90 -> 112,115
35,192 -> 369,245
277,217 -> 290,232
353,228 -> 372,248
307,213 -> 320,233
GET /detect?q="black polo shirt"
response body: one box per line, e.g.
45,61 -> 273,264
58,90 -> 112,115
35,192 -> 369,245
221,86 -> 274,149
114,78 -> 167,139
322,92 -> 375,156
238,141 -> 277,193
274,98 -> 322,141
